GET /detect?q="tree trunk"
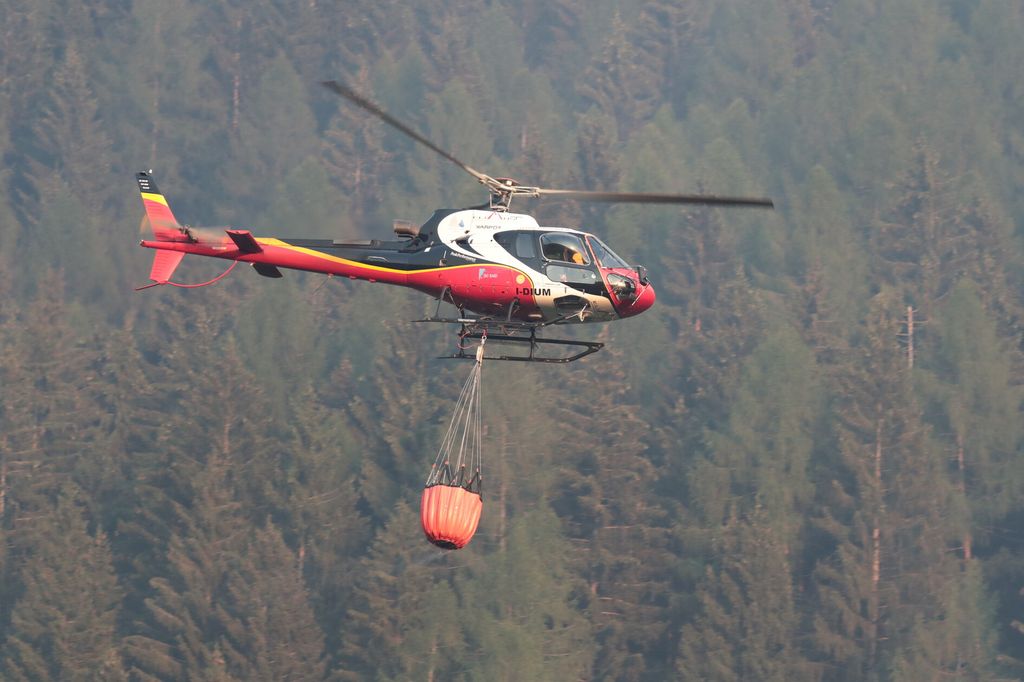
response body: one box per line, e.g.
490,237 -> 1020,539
869,414 -> 884,670
957,435 -> 972,561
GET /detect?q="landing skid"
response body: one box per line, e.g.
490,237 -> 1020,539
449,329 -> 603,364
416,314 -> 603,363
415,287 -> 603,363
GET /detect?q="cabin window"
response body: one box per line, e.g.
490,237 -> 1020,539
494,232 -> 515,256
515,232 -> 538,259
495,231 -> 540,261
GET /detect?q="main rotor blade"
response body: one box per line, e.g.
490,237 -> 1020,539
321,80 -> 492,186
534,188 -> 775,208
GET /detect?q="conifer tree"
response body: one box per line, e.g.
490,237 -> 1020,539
809,290 -> 993,678
873,143 -> 1016,322
280,381 -> 369,657
456,508 -> 594,682
124,436 -> 327,680
576,11 -> 650,139
120,299 -> 324,679
215,523 -> 327,681
577,2 -> 710,136
677,505 -> 811,681
787,165 -> 869,332
231,54 -> 319,192
334,502 -> 466,681
0,485 -> 127,682
26,41 -> 112,213
549,345 -> 675,679
119,0 -> 206,170
0,280 -> 104,530
339,318 -> 456,525
917,280 -> 1023,560
690,325 -> 821,547
321,69 -> 392,234
888,560 -> 997,682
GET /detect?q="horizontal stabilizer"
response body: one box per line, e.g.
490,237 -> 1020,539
150,249 -> 185,283
227,229 -> 262,253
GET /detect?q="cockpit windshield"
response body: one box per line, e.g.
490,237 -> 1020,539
587,236 -> 630,269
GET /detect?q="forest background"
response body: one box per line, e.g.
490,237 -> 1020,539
0,0 -> 1023,679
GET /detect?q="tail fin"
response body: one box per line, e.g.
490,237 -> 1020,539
137,171 -> 183,241
137,171 -> 185,286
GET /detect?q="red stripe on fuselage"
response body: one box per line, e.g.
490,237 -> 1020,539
409,263 -> 540,318
139,238 -> 544,319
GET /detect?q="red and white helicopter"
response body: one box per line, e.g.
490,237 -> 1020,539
137,80 -> 773,362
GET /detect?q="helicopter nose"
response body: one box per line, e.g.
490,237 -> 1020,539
620,280 -> 656,318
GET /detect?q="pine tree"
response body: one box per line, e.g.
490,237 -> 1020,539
226,53 -> 319,202
455,508 -> 594,682
677,506 -> 811,681
119,300 -> 320,679
0,485 -> 127,682
548,345 -> 676,680
809,290 -> 992,678
339,318 -> 459,526
787,165 -> 870,333
873,142 -> 1017,323
575,11 -> 651,140
121,437 -> 254,680
917,279 -> 1023,560
677,326 -> 820,679
577,2 -> 711,137
280,381 -> 369,658
321,69 -> 392,235
17,36 -> 123,305
124,442 -> 327,680
334,502 -> 466,681
119,0 -> 206,170
888,560 -> 997,682
25,41 -> 112,213
690,325 -> 821,548
0,280 -> 105,532
215,523 -> 327,681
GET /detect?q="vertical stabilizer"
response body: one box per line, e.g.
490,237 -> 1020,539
137,171 -> 183,241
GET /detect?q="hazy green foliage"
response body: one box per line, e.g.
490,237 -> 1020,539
0,0 -> 1022,679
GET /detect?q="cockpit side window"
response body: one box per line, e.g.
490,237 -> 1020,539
541,233 -> 590,265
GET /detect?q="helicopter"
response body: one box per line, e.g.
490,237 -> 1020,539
136,80 -> 773,362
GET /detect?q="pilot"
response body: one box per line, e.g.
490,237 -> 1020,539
564,246 -> 584,264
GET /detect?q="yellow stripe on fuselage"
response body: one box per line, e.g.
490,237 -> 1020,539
258,238 -> 533,279
141,192 -> 169,206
